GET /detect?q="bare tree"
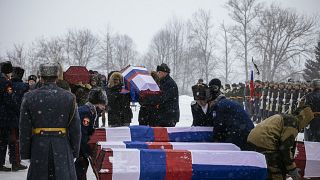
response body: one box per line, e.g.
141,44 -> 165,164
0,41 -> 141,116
225,0 -> 261,81
65,29 -> 98,66
34,37 -> 66,64
148,29 -> 173,66
188,9 -> 216,83
99,27 -> 114,73
113,34 -> 137,70
255,4 -> 317,81
6,44 -> 27,68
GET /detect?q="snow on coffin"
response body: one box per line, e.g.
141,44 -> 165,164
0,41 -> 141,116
97,149 -> 267,180
104,126 -> 214,142
121,65 -> 160,102
295,141 -> 320,178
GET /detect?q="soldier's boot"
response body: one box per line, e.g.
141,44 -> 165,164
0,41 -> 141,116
0,165 -> 11,171
11,164 -> 28,171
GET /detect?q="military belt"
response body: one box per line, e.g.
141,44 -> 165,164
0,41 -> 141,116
32,128 -> 66,135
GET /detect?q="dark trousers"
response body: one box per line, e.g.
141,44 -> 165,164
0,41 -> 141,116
0,128 -> 20,165
75,156 -> 89,180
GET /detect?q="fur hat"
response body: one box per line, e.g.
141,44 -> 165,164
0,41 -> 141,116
12,67 -> 25,80
209,78 -> 222,90
192,83 -> 210,101
108,72 -> 123,88
88,89 -> 107,105
28,75 -> 37,82
156,63 -> 170,73
39,63 -> 59,77
1,61 -> 13,74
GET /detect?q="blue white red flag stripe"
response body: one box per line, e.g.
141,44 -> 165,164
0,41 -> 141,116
99,149 -> 267,180
104,126 -> 213,142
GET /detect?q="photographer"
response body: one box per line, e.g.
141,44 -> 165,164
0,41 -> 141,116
191,82 -> 212,126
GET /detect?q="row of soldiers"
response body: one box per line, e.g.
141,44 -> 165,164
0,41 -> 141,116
224,81 -> 312,122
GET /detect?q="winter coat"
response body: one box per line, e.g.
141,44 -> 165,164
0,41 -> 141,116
138,92 -> 161,126
210,95 -> 254,150
247,107 -> 314,171
304,89 -> 320,142
5,78 -> 29,128
191,101 -> 213,126
0,75 -> 15,127
157,75 -> 180,125
107,72 -> 132,126
19,83 -> 81,180
78,102 -> 97,158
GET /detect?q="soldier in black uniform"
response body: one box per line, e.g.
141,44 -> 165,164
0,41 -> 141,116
75,88 -> 107,180
253,80 -> 262,122
19,63 -> 81,179
278,82 -> 286,114
304,79 -> 320,142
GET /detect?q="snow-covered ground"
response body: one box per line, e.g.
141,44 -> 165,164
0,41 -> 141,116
0,95 -> 195,180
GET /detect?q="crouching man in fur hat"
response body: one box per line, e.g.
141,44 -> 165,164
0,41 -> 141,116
247,106 -> 319,180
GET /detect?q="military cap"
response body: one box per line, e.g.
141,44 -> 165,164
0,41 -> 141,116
156,63 -> 170,73
39,63 -> 59,77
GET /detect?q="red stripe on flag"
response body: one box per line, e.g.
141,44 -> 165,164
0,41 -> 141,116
165,150 -> 192,180
153,127 -> 169,142
146,142 -> 173,149
99,148 -> 113,180
294,142 -> 306,177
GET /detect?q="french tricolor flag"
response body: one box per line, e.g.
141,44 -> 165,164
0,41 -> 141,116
105,126 -> 213,142
97,149 -> 267,180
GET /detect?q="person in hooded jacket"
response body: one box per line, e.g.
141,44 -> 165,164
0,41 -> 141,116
75,88 -> 106,180
208,78 -> 254,150
107,72 -> 132,127
247,106 -> 317,180
304,79 -> 320,142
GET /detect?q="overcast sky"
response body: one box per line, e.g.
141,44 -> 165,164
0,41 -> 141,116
0,0 -> 319,55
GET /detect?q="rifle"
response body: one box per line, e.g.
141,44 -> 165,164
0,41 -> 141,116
265,90 -> 270,111
281,91 -> 287,114
275,91 -> 280,113
288,93 -> 294,114
269,92 -> 274,112
259,90 -> 264,110
297,92 -> 301,108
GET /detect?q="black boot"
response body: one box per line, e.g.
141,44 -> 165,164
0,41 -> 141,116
11,164 -> 28,171
0,165 -> 11,171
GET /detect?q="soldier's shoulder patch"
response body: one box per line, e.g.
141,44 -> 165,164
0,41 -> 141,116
82,117 -> 90,126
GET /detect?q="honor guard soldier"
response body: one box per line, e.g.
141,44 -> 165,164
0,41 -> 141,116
304,79 -> 320,142
75,88 -> 107,179
19,63 -> 81,180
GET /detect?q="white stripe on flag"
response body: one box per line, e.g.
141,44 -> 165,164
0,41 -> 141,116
131,74 -> 160,91
122,66 -> 147,77
98,142 -> 126,149
166,127 -> 213,133
105,127 -> 131,142
112,149 -> 140,180
171,143 -> 240,151
191,150 -> 266,168
304,141 -> 320,177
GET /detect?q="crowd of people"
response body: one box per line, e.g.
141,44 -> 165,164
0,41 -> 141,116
1,59 -> 320,180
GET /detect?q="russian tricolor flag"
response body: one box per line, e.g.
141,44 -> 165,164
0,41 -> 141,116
295,141 -> 320,178
97,149 -> 267,180
97,142 -> 240,151
105,126 -> 214,142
